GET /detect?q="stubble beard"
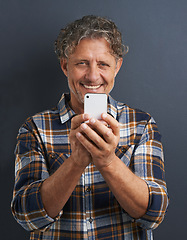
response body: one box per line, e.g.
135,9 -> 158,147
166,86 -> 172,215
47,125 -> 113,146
68,82 -> 85,111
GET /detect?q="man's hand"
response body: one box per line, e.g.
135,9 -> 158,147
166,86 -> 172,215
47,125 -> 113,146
75,113 -> 149,219
69,114 -> 92,168
76,113 -> 120,170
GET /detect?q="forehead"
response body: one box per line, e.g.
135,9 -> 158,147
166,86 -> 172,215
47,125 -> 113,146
71,38 -> 114,58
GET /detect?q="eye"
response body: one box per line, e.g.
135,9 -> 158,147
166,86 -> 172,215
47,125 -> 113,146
77,62 -> 85,65
75,60 -> 89,66
99,62 -> 110,68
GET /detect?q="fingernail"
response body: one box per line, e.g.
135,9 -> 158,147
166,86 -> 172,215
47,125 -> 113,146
83,114 -> 89,120
89,118 -> 96,124
76,132 -> 81,137
81,123 -> 87,130
102,113 -> 107,119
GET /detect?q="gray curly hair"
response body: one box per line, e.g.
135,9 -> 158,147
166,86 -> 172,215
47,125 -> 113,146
54,15 -> 128,61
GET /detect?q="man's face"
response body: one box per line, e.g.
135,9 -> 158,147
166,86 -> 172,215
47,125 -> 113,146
61,38 -> 122,114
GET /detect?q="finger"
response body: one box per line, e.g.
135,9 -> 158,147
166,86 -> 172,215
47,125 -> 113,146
76,131 -> 100,153
71,114 -> 90,130
88,118 -> 114,143
101,113 -> 120,136
98,119 -> 108,127
80,122 -> 107,149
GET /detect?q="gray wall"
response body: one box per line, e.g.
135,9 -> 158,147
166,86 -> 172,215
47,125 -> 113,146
1,0 -> 186,239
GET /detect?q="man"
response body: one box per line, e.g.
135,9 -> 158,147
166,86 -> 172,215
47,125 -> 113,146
11,15 -> 169,239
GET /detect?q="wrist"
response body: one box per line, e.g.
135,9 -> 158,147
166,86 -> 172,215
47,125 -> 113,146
95,154 -> 118,172
70,154 -> 89,171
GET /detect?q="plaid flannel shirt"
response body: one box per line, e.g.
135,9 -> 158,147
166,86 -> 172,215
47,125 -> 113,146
11,93 -> 169,240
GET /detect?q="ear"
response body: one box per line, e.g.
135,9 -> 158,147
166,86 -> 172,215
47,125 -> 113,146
115,58 -> 123,77
60,58 -> 68,77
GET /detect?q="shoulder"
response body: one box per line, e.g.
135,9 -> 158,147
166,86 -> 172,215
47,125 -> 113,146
32,107 -> 59,122
113,98 -> 161,143
20,107 -> 59,132
110,96 -> 152,124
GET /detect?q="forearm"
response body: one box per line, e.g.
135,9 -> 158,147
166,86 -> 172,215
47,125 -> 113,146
99,155 -> 149,219
41,156 -> 86,219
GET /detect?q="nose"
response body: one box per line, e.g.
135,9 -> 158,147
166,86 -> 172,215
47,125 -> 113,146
85,64 -> 100,82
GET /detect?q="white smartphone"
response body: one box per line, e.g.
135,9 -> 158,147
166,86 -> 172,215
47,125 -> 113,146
84,93 -> 107,120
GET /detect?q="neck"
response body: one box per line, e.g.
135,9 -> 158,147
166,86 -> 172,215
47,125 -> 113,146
68,99 -> 84,114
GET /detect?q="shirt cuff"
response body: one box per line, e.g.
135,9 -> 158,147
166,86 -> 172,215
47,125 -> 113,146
135,180 -> 169,230
12,180 -> 63,232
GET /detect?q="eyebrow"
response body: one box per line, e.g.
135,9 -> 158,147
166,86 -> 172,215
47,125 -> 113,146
73,58 -> 88,63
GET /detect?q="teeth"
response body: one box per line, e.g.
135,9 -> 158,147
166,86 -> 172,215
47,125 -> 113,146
83,85 -> 101,89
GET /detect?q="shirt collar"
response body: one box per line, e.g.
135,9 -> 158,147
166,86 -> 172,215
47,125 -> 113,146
57,93 -> 76,124
57,93 -> 118,124
107,95 -> 118,120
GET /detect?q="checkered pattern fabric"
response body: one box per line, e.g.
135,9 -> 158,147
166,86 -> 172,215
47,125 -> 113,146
11,93 -> 169,239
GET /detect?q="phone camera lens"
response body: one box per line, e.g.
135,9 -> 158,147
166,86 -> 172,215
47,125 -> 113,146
86,96 -> 89,98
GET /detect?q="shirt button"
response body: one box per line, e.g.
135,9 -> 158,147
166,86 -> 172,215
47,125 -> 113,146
122,148 -> 126,153
89,217 -> 93,223
86,187 -> 91,192
50,153 -> 56,159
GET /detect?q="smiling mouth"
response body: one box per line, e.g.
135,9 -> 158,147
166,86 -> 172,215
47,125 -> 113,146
82,84 -> 102,89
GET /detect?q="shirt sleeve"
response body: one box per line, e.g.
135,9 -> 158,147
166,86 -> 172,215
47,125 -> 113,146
131,116 -> 169,230
11,118 -> 60,231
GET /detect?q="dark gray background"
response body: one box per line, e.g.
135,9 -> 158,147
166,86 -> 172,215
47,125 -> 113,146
1,0 -> 186,239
